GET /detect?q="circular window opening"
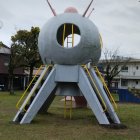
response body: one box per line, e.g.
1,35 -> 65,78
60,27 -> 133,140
57,23 -> 81,48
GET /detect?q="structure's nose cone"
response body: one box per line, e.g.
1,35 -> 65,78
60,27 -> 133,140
64,7 -> 78,13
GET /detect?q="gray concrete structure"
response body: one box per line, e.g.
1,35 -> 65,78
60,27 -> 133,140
13,65 -> 120,125
13,1 -> 121,125
38,13 -> 101,65
89,68 -> 120,124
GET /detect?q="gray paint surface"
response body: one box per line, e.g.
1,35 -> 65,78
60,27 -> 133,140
78,67 -> 109,124
13,66 -> 49,122
20,68 -> 56,124
90,68 -> 120,124
38,13 -> 101,65
13,65 -> 121,125
55,64 -> 79,82
13,5 -> 121,125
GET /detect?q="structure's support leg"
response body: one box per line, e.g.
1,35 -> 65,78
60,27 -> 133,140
13,66 -> 49,122
78,67 -> 110,124
20,68 -> 57,124
90,68 -> 120,124
39,88 -> 56,113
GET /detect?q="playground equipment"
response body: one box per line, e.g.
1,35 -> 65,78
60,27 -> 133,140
13,0 -> 121,125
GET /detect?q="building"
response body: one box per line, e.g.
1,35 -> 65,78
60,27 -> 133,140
99,58 -> 140,89
0,42 -> 26,90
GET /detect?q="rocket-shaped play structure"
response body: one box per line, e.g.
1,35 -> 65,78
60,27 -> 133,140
13,0 -> 121,126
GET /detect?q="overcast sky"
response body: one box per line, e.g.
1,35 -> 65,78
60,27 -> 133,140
0,0 -> 140,58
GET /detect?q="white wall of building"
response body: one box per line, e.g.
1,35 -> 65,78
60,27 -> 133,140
103,59 -> 140,89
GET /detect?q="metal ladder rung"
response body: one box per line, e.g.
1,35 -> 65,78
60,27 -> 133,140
64,96 -> 73,119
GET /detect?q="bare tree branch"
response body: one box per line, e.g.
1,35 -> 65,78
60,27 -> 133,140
100,48 -> 131,88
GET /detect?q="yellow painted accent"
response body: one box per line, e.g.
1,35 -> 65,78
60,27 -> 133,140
72,24 -> 74,47
23,65 -> 52,111
16,65 -> 53,110
64,96 -> 67,118
64,96 -> 73,119
99,34 -> 103,48
83,65 -> 107,112
16,65 -> 43,109
70,96 -> 72,119
63,24 -> 66,47
94,66 -> 118,109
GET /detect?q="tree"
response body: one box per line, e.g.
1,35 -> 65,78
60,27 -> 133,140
8,27 -> 42,94
8,44 -> 24,95
99,48 -> 131,88
11,27 -> 42,83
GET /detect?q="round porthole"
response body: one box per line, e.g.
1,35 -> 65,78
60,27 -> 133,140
57,23 -> 81,48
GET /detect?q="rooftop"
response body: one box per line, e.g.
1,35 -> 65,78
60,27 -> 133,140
0,42 -> 10,54
99,57 -> 140,64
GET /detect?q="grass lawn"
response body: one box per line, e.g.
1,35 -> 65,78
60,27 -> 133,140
0,91 -> 140,140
